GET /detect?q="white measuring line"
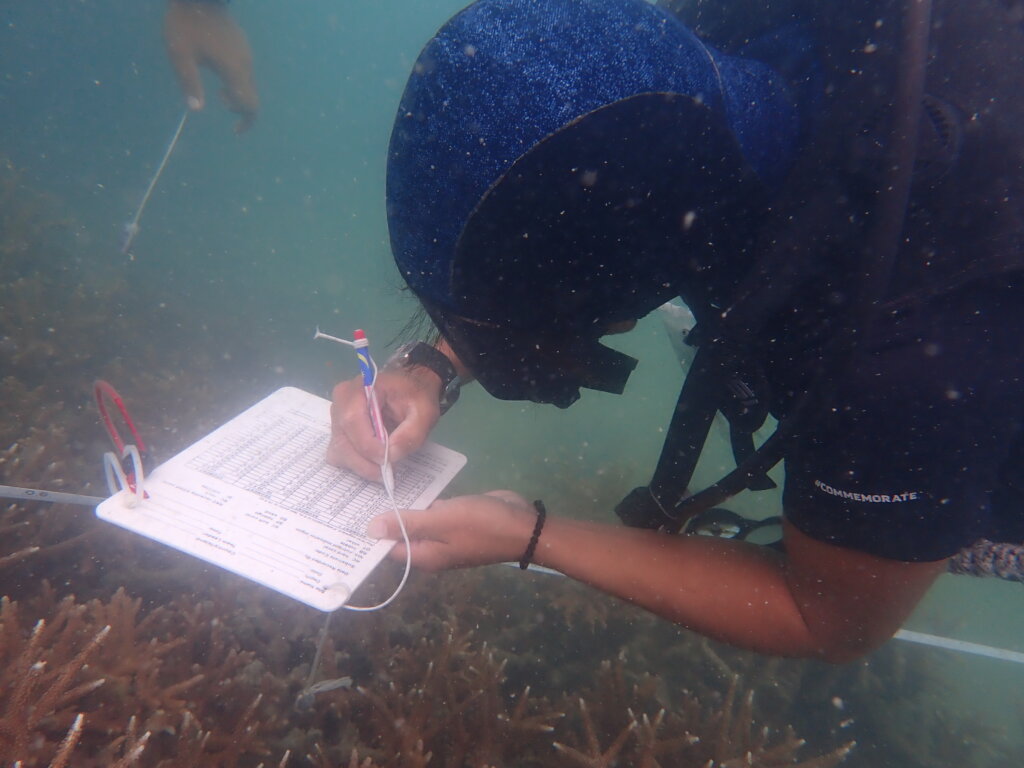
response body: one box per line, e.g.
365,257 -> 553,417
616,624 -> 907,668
0,484 -> 104,507
894,629 -> 1024,665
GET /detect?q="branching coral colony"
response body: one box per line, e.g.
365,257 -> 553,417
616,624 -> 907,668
2,163 -> 1019,768
0,581 -> 856,768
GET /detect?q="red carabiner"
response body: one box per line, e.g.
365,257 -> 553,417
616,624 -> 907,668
94,380 -> 149,494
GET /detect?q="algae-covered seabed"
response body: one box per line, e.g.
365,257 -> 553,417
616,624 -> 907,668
2,1 -> 1023,765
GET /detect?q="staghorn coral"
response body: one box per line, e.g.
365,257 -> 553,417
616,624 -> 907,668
305,745 -> 382,768
0,587 -> 287,767
552,656 -> 855,768
341,617 -> 560,767
0,573 -> 858,768
0,595 -> 111,760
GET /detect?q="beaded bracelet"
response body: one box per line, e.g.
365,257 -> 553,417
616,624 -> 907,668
519,500 -> 547,570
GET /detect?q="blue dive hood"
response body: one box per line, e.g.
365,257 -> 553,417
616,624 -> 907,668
386,0 -> 806,405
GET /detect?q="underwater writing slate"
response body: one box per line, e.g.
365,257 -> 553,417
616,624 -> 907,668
96,386 -> 467,612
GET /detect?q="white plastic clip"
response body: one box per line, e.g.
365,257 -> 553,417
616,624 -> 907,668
102,444 -> 146,507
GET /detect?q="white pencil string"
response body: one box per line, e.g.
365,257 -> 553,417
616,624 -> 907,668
344,354 -> 412,611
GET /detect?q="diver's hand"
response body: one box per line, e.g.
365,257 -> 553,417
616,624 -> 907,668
164,0 -> 259,133
365,491 -> 536,571
327,367 -> 442,481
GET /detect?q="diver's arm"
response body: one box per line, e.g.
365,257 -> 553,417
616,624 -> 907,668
535,516 -> 945,661
369,494 -> 946,661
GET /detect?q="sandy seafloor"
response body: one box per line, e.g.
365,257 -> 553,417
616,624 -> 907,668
2,0 -> 1023,765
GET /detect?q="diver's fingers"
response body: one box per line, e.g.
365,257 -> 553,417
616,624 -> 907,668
367,508 -> 429,544
217,65 -> 259,132
232,111 -> 257,135
356,371 -> 438,464
376,369 -> 441,462
170,51 -> 205,111
366,495 -> 535,571
328,379 -> 386,480
205,14 -> 258,130
380,402 -> 435,465
325,434 -> 380,481
325,429 -> 382,482
367,510 -> 460,571
328,371 -> 438,477
164,10 -> 205,110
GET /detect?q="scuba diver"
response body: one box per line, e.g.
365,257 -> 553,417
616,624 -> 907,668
163,0 -> 258,133
327,0 -> 1024,661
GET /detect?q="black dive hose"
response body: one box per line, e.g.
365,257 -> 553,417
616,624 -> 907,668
650,0 -> 935,530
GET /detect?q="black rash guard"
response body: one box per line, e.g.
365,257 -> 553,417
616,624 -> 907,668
777,277 -> 1023,561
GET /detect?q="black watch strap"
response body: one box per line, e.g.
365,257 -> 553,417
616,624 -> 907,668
391,342 -> 461,414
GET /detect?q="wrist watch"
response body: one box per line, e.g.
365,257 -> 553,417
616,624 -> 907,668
390,342 -> 462,414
